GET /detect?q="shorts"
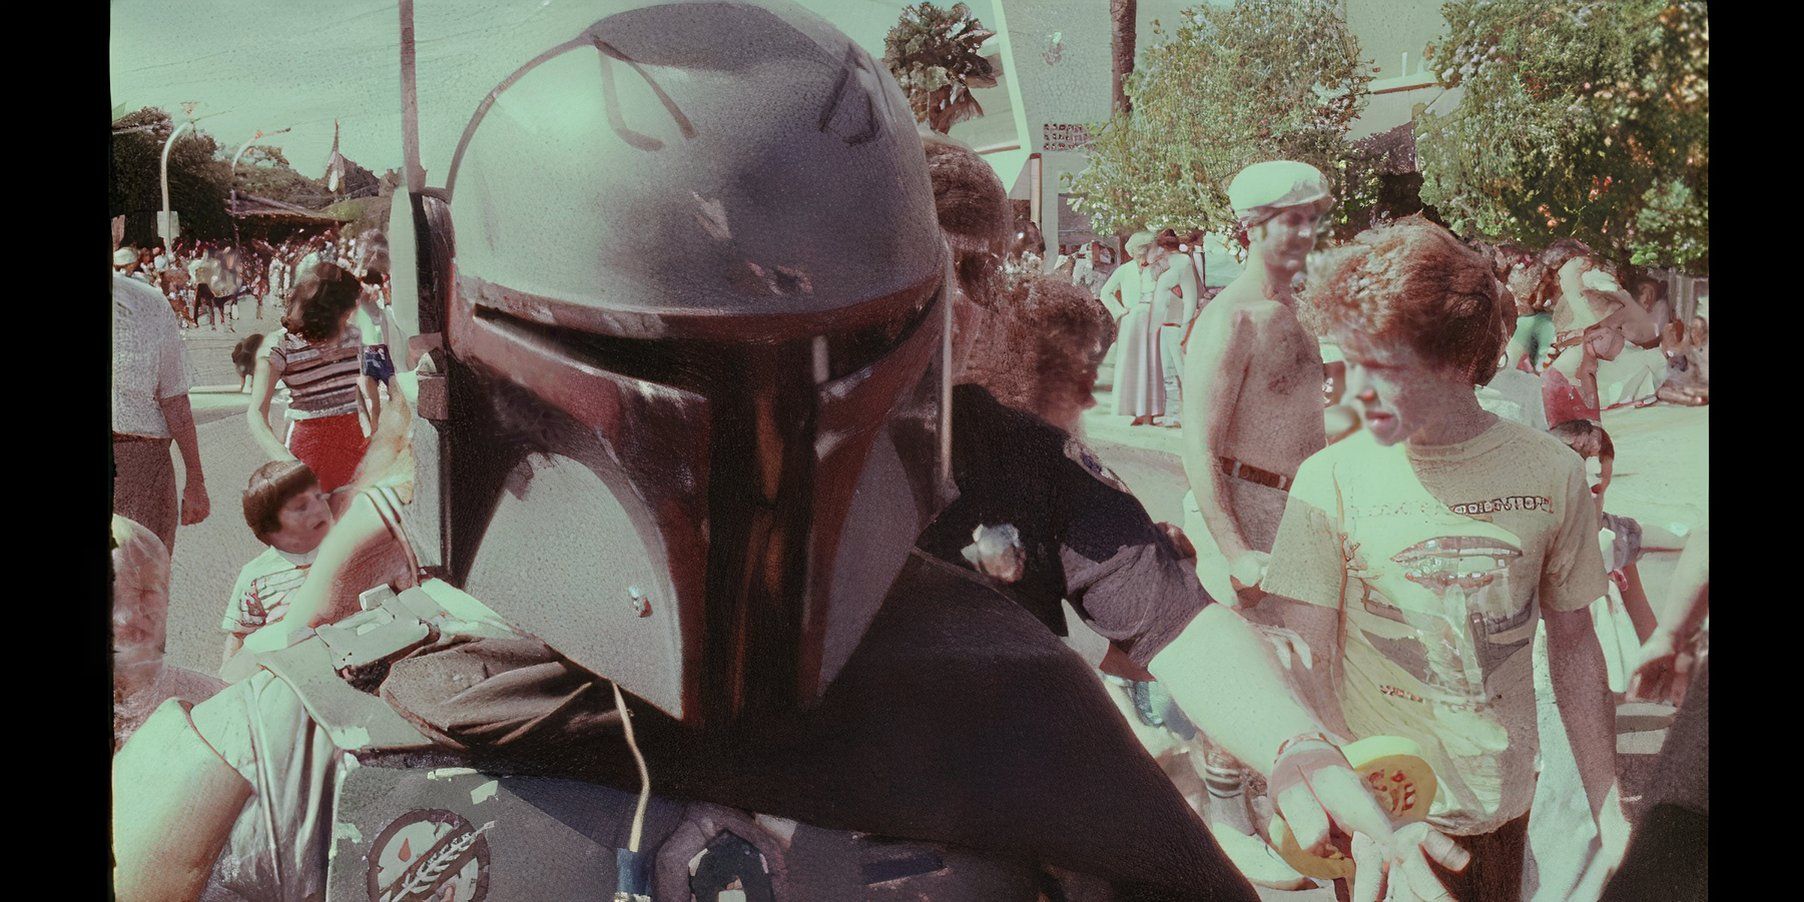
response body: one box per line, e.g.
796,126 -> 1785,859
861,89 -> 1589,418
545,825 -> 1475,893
360,343 -> 396,382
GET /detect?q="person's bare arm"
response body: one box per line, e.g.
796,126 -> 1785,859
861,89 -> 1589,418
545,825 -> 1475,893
113,701 -> 251,901
220,494 -> 407,682
359,373 -> 382,429
158,393 -> 210,525
1097,262 -> 1131,321
245,341 -> 294,462
1631,523 -> 1709,702
1180,309 -> 1259,587
1545,604 -> 1619,819
1152,603 -> 1468,898
1617,562 -> 1657,643
1149,603 -> 1333,773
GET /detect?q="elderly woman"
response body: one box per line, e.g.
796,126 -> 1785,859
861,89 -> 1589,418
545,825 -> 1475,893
1100,231 -> 1173,425
112,515 -> 226,751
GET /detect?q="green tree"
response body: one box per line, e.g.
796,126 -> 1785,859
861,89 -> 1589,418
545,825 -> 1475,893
109,107 -> 234,246
1416,0 -> 1707,272
235,143 -> 336,210
883,2 -> 998,134
1064,0 -> 1374,239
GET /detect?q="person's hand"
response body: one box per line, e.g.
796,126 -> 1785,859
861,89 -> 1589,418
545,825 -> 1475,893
1228,549 -> 1270,606
1349,822 -> 1470,902
181,479 -> 211,525
1269,739 -> 1396,866
1628,630 -> 1682,703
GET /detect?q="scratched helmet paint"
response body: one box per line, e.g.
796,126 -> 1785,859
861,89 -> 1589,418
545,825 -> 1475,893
432,0 -> 951,729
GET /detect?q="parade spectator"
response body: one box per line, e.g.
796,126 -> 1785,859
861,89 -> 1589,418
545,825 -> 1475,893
220,461 -> 332,669
1655,318 -> 1709,406
1524,418 -> 1656,899
916,137 -> 1442,898
220,358 -> 420,681
1539,241 -> 1658,423
113,270 -> 210,552
1548,419 -> 1658,657
114,247 -> 153,284
958,273 -> 1114,435
1177,160 -> 1336,887
1601,523 -> 1708,901
247,262 -> 369,491
1265,219 -> 1621,901
1505,248 -> 1557,372
1101,231 -> 1171,425
1631,521 -> 1708,707
112,515 -> 226,751
1478,278 -> 1550,430
352,230 -> 395,426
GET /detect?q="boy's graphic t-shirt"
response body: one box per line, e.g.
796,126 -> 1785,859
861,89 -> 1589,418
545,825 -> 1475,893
1261,420 -> 1607,834
222,546 -> 317,638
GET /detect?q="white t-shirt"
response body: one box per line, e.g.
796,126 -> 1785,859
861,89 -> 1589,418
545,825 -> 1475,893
1261,420 -> 1608,834
112,273 -> 191,437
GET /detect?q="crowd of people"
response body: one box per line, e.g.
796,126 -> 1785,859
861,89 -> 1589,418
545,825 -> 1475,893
110,9 -> 1705,897
1038,163 -> 1710,899
1055,218 -> 1708,442
111,223 -> 405,710
110,228 -> 384,336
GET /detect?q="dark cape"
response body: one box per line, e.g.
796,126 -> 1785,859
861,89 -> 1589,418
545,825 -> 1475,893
379,552 -> 1252,899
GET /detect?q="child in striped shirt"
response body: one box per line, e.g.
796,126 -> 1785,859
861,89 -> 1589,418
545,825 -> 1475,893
220,461 -> 332,670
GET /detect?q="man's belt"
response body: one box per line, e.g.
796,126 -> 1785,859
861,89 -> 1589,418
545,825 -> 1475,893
1219,457 -> 1293,492
112,432 -> 170,444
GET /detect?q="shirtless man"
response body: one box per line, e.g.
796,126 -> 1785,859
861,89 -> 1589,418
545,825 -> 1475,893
1178,160 -> 1335,887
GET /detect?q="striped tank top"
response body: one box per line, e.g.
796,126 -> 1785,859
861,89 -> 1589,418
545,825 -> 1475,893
269,326 -> 363,419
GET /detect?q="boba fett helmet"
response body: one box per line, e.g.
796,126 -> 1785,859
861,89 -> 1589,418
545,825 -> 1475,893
388,0 -> 953,730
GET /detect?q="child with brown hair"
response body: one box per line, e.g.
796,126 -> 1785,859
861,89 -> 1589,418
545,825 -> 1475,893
1260,217 -> 1621,900
220,460 -> 332,668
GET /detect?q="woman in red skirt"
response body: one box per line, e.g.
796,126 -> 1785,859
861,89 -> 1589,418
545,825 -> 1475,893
246,262 -> 370,492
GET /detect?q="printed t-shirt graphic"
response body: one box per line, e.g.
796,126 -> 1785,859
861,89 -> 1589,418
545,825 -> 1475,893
1261,420 -> 1607,835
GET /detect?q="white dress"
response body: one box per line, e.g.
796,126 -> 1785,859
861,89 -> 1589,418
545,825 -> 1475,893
1111,259 -> 1166,417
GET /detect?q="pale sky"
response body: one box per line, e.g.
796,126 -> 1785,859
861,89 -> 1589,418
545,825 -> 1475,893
111,0 -> 1008,182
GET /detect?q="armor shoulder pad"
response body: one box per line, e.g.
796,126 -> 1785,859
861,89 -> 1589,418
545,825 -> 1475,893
113,700 -> 253,900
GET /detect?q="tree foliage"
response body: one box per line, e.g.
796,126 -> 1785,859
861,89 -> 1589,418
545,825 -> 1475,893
1064,0 -> 1374,238
883,2 -> 998,134
110,107 -> 233,246
110,107 -> 362,246
1416,0 -> 1707,273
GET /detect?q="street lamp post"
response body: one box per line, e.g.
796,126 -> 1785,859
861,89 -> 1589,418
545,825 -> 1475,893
230,127 -> 293,248
159,119 -> 196,243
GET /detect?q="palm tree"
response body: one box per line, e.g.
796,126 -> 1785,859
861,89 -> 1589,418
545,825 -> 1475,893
1110,0 -> 1137,114
883,3 -> 999,135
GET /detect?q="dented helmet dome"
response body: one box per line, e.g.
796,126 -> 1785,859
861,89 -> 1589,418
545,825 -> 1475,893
446,0 -> 946,340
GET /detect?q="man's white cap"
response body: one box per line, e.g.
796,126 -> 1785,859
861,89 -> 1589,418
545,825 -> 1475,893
113,247 -> 138,267
1228,160 -> 1333,224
